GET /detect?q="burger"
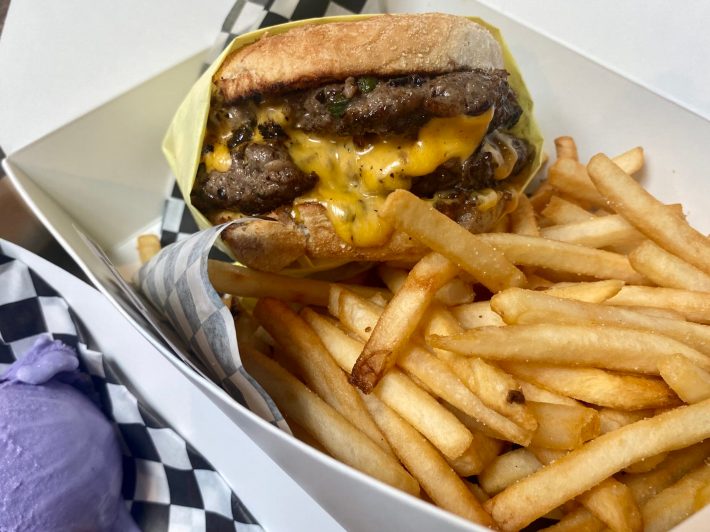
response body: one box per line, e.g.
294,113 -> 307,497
184,13 -> 541,273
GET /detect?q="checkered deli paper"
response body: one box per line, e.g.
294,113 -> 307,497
0,240 -> 261,532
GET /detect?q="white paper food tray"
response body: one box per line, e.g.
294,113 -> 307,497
3,2 -> 709,531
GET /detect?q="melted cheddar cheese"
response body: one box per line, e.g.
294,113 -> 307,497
203,104 -> 496,247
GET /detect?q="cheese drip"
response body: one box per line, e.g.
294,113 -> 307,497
287,109 -> 493,246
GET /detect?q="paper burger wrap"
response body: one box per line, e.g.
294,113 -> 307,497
162,14 -> 545,251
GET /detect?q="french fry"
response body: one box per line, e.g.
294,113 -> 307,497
450,301 -> 505,328
351,252 -> 459,393
484,398 -> 710,531
542,279 -> 624,303
137,234 -> 161,264
616,305 -> 687,321
528,401 -> 600,450
445,435 -> 499,477
360,393 -> 496,527
253,299 -> 391,454
606,285 -> 710,324
554,136 -> 579,161
329,287 -> 532,445
540,215 -> 644,249
623,452 -> 668,474
442,403 -> 506,463
479,448 -> 542,495
621,441 -> 710,506
587,153 -> 710,276
379,189 -> 527,292
428,323 -> 710,374
541,507 -> 605,532
641,462 -> 710,532
530,448 -> 643,532
576,478 -> 642,532
542,195 -> 596,225
509,194 -> 540,236
209,260 -> 384,306
502,362 -> 679,410
375,369 -> 473,459
518,380 -> 582,406
547,148 -> 644,209
302,307 -> 473,459
528,180 -> 557,212
490,287 -> 710,356
658,354 -> 710,403
240,347 -> 419,496
525,273 -> 555,289
378,265 -> 474,306
598,409 -> 651,434
477,233 -> 647,284
628,240 -> 710,292
425,306 -> 538,433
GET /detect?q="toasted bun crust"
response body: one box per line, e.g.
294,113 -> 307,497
216,13 -> 504,102
220,197 -> 514,272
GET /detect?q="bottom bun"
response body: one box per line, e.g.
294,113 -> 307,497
218,193 -> 515,273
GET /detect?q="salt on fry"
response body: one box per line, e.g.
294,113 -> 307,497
540,215 -> 644,249
628,240 -> 710,292
509,194 -> 540,236
605,285 -> 710,324
658,354 -> 710,404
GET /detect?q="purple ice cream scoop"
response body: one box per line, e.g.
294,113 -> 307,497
0,337 -> 138,532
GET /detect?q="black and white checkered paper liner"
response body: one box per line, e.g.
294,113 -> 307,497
137,222 -> 289,432
160,0 -> 382,248
0,241 -> 262,532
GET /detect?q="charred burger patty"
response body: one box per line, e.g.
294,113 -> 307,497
193,69 -> 530,229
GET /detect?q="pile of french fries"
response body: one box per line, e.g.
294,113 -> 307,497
188,137 -> 710,532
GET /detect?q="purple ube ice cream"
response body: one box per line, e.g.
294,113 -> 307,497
0,337 -> 138,532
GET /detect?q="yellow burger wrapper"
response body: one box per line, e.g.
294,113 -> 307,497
162,14 -> 544,247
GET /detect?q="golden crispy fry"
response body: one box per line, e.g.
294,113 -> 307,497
240,347 -> 419,495
540,215 -> 644,249
253,299 -> 390,454
484,398 -> 710,531
598,409 -> 651,434
525,273 -> 555,289
542,195 -> 596,225
477,233 -> 647,284
509,194 -> 540,236
329,287 -> 531,445
531,448 -> 643,532
209,260 -> 384,306
445,434 -> 499,477
616,305 -> 687,321
425,306 -> 538,433
588,153 -> 710,276
554,136 -> 579,161
606,285 -> 710,324
623,452 -> 668,474
641,462 -> 710,532
629,240 -> 710,292
450,301 -> 506,329
380,189 -> 527,292
479,448 -> 542,495
351,252 -> 459,393
528,180 -> 557,212
137,234 -> 161,264
428,323 -> 710,374
542,280 -> 624,303
528,401 -> 600,450
658,354 -> 710,404
620,441 -> 710,506
378,265 -> 474,306
503,363 -> 679,410
541,507 -> 605,532
547,148 -> 644,209
491,287 -> 710,356
577,478 -> 642,532
518,380 -> 582,406
302,307 -> 473,459
360,393 -> 495,527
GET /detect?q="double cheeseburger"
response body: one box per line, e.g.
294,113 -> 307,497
186,13 -> 540,272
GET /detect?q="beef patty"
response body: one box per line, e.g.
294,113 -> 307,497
193,69 -> 529,217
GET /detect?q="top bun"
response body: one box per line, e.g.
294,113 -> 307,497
216,13 -> 505,102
